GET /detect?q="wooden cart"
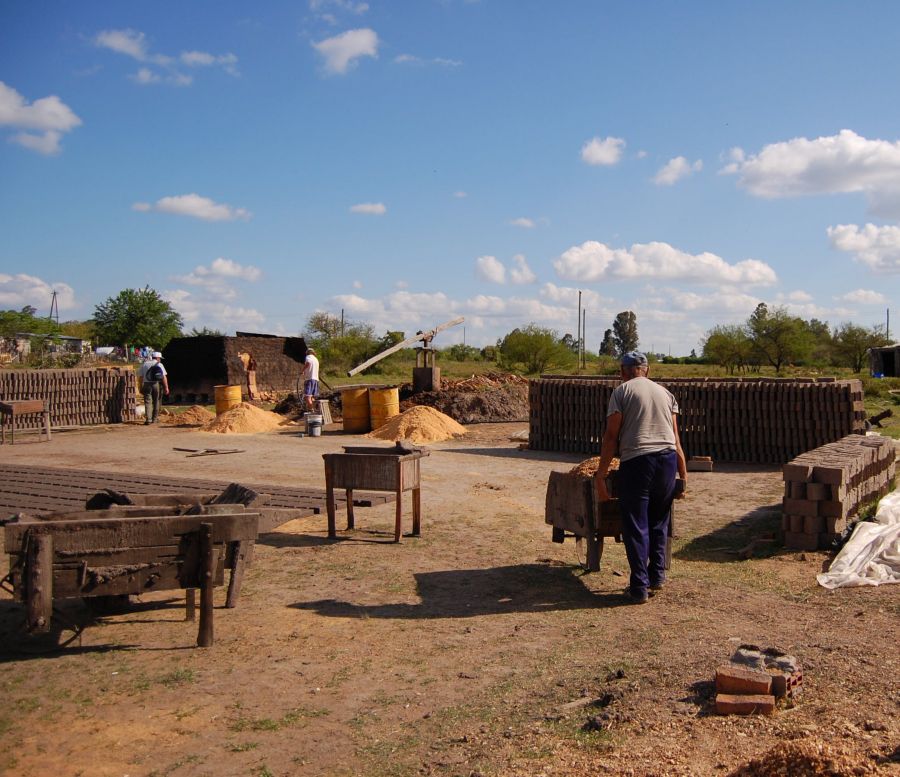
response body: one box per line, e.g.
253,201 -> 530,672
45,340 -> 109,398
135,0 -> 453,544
545,471 -> 679,571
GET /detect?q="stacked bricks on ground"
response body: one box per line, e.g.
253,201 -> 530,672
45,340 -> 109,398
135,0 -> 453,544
715,645 -> 802,716
0,368 -> 136,429
782,434 -> 896,550
529,376 -> 865,463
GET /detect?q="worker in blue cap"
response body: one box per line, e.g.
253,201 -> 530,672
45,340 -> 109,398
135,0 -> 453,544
594,351 -> 687,604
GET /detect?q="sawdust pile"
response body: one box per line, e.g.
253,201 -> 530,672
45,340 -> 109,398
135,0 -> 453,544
201,403 -> 292,434
569,456 -> 620,477
366,405 -> 466,444
728,737 -> 878,776
160,405 -> 215,427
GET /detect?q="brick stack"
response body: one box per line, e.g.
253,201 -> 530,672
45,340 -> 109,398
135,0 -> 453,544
714,646 -> 802,716
529,376 -> 866,463
0,368 -> 137,428
782,435 -> 896,550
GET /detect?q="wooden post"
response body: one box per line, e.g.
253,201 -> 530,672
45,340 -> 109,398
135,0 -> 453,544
585,532 -> 601,572
324,459 -> 337,538
412,486 -> 421,536
197,522 -> 215,647
345,488 -> 355,530
225,540 -> 253,608
43,408 -> 52,441
185,589 -> 196,621
394,462 -> 403,543
26,531 -> 53,633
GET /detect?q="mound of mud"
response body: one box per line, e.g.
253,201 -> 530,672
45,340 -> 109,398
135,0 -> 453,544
201,402 -> 293,434
272,393 -> 307,420
366,405 -> 466,444
160,405 -> 215,427
569,456 -> 620,477
401,373 -> 529,424
728,738 -> 878,776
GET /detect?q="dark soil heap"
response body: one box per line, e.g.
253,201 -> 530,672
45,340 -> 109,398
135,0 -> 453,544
400,373 -> 528,424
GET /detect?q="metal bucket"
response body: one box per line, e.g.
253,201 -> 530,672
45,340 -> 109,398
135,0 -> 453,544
304,412 -> 323,437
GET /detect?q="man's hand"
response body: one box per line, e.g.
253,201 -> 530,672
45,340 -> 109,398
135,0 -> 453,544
595,474 -> 611,502
675,477 -> 687,500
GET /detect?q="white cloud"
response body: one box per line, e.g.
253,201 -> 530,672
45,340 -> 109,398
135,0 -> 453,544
0,274 -> 76,311
132,193 -> 252,222
312,28 -> 378,74
636,150 -> 648,159
165,289 -> 265,330
453,191 -> 467,199
309,0 -> 369,17
94,28 -> 238,83
669,288 -> 761,314
581,136 -> 625,166
838,288 -> 887,305
0,81 -> 81,155
509,217 -> 535,228
349,201 -> 386,215
654,156 -> 703,186
828,223 -> 900,273
509,255 -> 536,285
394,54 -> 462,67
394,280 -> 408,289
475,255 -> 506,284
777,290 -> 813,303
722,130 -> 900,217
539,283 -> 607,310
553,240 -> 777,286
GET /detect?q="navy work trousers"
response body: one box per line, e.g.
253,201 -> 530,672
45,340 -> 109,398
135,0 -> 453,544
617,449 -> 678,595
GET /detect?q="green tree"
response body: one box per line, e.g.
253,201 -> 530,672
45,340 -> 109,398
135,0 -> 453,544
702,324 -> 752,374
92,287 -> 183,349
303,311 -> 380,374
612,311 -> 639,356
188,326 -> 224,337
0,305 -> 59,338
832,323 -> 891,372
445,343 -> 481,362
498,324 -> 576,374
60,319 -> 94,340
599,328 -> 617,357
747,303 -> 813,373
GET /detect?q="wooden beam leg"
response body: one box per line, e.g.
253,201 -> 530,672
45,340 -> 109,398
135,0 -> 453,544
225,540 -> 253,608
26,531 -> 53,633
185,589 -> 196,621
43,410 -> 51,442
412,487 -> 421,536
197,523 -> 215,647
346,488 -> 355,530
585,532 -> 600,572
324,462 -> 337,539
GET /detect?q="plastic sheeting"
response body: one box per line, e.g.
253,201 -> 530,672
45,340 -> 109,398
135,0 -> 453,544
816,489 -> 900,589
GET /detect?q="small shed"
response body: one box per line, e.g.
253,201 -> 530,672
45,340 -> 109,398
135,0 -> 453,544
869,344 -> 900,377
162,333 -> 307,403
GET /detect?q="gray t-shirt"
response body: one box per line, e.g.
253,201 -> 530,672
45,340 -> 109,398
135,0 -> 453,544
607,377 -> 679,462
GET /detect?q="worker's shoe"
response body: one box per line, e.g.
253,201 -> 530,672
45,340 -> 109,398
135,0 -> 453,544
627,588 -> 649,604
649,581 -> 665,597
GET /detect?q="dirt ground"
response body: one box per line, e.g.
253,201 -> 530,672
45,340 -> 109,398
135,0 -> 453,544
1,420 -> 898,777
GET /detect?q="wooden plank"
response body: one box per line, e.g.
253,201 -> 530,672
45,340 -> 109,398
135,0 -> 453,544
26,532 -> 53,632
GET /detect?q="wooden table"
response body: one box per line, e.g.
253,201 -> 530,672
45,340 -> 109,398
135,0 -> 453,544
323,445 -> 430,542
0,399 -> 51,444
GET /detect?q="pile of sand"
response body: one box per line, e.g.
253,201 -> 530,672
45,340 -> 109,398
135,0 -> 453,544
160,405 -> 215,427
728,738 -> 877,776
201,403 -> 292,434
569,456 -> 620,477
366,405 -> 466,444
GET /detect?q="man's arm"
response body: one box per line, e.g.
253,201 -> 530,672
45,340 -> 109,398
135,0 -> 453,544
594,411 -> 622,502
672,413 -> 687,497
162,372 -> 169,396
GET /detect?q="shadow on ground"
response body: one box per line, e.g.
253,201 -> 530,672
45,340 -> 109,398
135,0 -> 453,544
675,504 -> 785,562
291,562 -> 632,618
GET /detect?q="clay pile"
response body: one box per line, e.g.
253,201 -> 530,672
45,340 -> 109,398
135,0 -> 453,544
366,405 -> 466,444
568,456 -> 620,478
160,405 -> 215,426
201,403 -> 294,434
400,373 -> 528,424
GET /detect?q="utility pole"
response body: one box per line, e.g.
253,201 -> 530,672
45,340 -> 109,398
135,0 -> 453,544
48,290 -> 59,326
582,308 -> 586,368
576,290 -> 582,371
887,308 -> 891,341
341,308 -> 345,338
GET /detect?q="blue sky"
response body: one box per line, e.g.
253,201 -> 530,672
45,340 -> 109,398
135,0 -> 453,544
2,1 -> 899,354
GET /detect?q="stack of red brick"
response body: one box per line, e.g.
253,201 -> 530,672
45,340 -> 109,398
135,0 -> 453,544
782,434 -> 896,551
715,646 -> 802,715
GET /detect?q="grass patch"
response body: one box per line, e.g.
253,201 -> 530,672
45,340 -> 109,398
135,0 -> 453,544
228,706 -> 328,733
227,742 -> 259,752
159,668 -> 195,688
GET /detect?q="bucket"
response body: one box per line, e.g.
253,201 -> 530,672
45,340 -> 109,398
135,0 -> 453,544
304,413 -> 323,437
368,386 -> 400,430
341,388 -> 370,433
214,384 -> 242,416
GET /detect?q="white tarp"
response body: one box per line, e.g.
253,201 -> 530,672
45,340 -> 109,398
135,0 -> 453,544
816,489 -> 900,589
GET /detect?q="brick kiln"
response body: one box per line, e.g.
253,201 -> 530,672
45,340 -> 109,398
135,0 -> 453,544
162,333 -> 307,403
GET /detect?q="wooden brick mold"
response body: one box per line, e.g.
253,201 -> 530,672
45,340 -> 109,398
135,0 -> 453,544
0,368 -> 137,429
782,434 -> 896,550
529,376 -> 865,463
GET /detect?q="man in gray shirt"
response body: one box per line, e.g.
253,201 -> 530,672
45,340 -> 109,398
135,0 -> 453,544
595,351 -> 687,603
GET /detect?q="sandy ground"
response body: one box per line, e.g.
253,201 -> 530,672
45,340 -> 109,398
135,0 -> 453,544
0,421 -> 898,777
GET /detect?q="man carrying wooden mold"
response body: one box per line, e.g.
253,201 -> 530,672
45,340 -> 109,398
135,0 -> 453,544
594,351 -> 687,604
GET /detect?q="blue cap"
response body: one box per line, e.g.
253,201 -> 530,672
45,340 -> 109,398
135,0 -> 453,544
621,351 -> 648,367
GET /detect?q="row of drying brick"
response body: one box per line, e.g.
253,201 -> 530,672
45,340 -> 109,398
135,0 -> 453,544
782,434 -> 896,551
0,368 -> 137,427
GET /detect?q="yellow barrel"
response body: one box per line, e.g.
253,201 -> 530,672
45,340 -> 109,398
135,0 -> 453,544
368,386 -> 400,430
341,388 -> 371,433
214,384 -> 242,416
